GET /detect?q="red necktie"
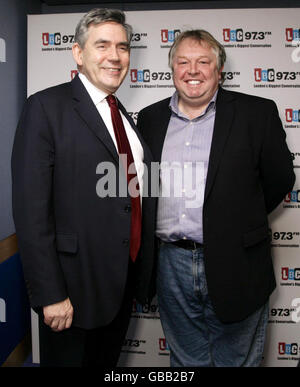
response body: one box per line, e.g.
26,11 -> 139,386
106,94 -> 141,262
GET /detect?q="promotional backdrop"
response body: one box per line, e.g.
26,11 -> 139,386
27,8 -> 300,367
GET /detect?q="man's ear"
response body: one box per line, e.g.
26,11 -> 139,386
72,43 -> 83,66
218,65 -> 224,81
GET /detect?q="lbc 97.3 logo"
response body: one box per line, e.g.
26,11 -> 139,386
130,69 -> 171,83
284,190 -> 300,203
281,267 -> 300,281
285,109 -> 300,123
159,338 -> 169,351
278,342 -> 299,355
42,32 -> 74,46
223,28 -> 271,42
285,28 -> 300,63
286,28 -> 300,42
254,68 -> 300,82
161,29 -> 181,43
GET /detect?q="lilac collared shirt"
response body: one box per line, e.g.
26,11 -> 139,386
156,90 -> 217,244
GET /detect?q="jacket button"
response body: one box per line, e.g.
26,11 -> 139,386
124,205 -> 131,213
123,239 -> 129,246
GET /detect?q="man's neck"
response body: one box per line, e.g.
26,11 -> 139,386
180,102 -> 208,119
177,88 -> 218,120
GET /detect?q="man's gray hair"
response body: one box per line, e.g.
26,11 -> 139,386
75,8 -> 132,48
168,29 -> 226,84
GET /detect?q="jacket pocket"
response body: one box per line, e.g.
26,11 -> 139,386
56,233 -> 78,254
243,224 -> 269,248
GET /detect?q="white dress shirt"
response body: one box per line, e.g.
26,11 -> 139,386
78,73 -> 144,201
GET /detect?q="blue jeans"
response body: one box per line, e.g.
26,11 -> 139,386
157,242 -> 269,367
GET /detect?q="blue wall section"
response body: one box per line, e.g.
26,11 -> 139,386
0,0 -> 41,366
0,0 -> 28,240
0,253 -> 31,365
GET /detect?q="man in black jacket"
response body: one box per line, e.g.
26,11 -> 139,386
12,8 -> 155,367
137,29 -> 295,367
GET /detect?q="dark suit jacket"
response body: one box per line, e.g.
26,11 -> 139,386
137,87 -> 295,323
11,75 -> 156,329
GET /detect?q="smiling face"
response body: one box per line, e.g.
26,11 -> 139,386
72,21 -> 130,94
172,37 -> 223,112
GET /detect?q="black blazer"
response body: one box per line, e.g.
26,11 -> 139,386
11,75 -> 156,329
137,87 -> 295,323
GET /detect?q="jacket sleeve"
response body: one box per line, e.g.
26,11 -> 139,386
260,100 -> 295,213
11,93 -> 68,309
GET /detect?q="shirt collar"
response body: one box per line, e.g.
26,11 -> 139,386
169,88 -> 218,119
78,72 -> 109,106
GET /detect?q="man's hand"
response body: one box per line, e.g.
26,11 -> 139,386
43,298 -> 74,332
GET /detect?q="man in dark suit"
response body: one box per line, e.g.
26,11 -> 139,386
137,29 -> 295,367
11,8 -> 155,367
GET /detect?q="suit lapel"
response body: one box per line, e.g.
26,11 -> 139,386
118,100 -> 150,160
150,98 -> 172,162
71,75 -> 119,163
157,102 -> 172,162
118,99 -> 143,145
204,88 -> 236,202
